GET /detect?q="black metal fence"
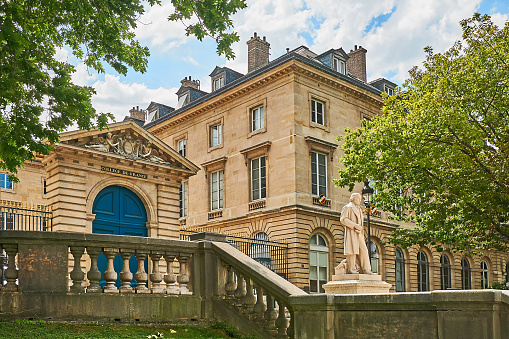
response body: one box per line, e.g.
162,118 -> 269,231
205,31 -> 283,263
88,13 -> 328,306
0,205 -> 52,231
180,230 -> 289,280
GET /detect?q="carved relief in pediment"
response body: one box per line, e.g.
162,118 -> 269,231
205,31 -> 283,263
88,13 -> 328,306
68,131 -> 169,164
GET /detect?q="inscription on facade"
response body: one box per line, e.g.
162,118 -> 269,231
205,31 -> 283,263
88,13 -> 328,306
101,166 -> 147,179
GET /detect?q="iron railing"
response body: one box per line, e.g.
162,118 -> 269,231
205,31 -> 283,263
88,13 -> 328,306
0,205 -> 52,231
181,229 -> 289,280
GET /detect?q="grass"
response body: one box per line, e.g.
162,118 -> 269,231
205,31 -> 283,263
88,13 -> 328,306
0,319 -> 258,339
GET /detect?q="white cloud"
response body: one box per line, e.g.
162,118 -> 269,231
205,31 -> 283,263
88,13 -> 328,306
90,75 -> 178,122
71,63 -> 98,87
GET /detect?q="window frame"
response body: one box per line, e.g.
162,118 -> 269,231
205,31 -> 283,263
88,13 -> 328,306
368,241 -> 379,274
481,260 -> 489,289
311,151 -> 327,197
308,93 -> 330,131
395,247 -> 405,292
212,76 -> 225,91
247,99 -> 267,137
333,57 -> 346,74
250,156 -> 266,202
384,85 -> 394,96
0,173 -> 13,190
461,258 -> 471,289
309,233 -> 329,293
207,117 -> 224,152
440,254 -> 451,290
250,106 -> 265,133
311,99 -> 325,126
210,170 -> 223,211
417,251 -> 429,292
179,181 -> 187,218
177,139 -> 187,157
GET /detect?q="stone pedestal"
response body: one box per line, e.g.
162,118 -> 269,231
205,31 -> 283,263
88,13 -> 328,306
322,273 -> 391,294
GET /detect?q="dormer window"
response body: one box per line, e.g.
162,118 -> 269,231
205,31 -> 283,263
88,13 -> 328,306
212,76 -> 225,91
384,85 -> 394,96
146,108 -> 158,122
333,57 -> 346,75
177,92 -> 190,109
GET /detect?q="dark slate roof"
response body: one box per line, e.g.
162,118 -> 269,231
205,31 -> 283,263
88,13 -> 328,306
369,78 -> 398,91
209,66 -> 244,78
176,86 -> 208,96
147,101 -> 175,118
316,48 -> 349,60
123,116 -> 145,127
144,47 -> 385,130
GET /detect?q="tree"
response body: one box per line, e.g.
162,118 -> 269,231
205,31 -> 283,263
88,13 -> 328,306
335,14 -> 509,252
0,0 -> 246,180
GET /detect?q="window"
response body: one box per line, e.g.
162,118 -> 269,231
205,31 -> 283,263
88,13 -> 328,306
311,99 -> 324,125
506,263 -> 509,284
309,234 -> 328,293
249,232 -> 271,269
461,258 -> 471,289
481,260 -> 489,289
177,139 -> 186,157
210,124 -> 222,147
333,57 -> 346,74
440,255 -> 451,290
210,170 -> 223,211
251,157 -> 266,201
311,152 -> 327,196
177,92 -> 190,108
251,106 -> 264,132
43,179 -> 47,196
368,241 -> 379,274
179,182 -> 187,218
417,251 -> 429,291
0,174 -> 12,190
212,76 -> 224,91
395,247 -> 405,292
384,85 -> 394,96
394,189 -> 403,217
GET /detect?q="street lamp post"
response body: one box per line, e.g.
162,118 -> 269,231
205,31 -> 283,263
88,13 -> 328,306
362,180 -> 374,265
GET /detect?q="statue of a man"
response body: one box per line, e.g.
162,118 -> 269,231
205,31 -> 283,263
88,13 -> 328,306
339,192 -> 373,274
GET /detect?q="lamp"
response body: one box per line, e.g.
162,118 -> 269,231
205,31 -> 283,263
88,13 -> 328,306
362,179 -> 374,268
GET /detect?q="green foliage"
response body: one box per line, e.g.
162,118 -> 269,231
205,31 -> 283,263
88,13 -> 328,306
210,321 -> 258,339
169,0 -> 247,60
490,282 -> 509,290
335,14 -> 509,252
1,0 -> 246,179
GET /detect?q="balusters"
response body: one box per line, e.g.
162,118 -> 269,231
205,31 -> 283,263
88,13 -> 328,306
119,249 -> 134,293
224,265 -> 237,300
253,284 -> 266,324
3,244 -> 18,292
150,251 -> 164,294
69,246 -> 85,293
275,301 -> 288,337
233,272 -> 246,312
264,293 -> 278,333
287,309 -> 295,339
102,248 -> 119,293
242,277 -> 257,316
134,250 -> 149,294
177,254 -> 191,295
164,252 -> 179,295
86,247 -> 102,293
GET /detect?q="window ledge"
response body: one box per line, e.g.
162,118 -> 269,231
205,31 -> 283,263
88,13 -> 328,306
249,199 -> 266,211
208,210 -> 223,220
247,127 -> 267,138
208,144 -> 223,153
313,196 -> 331,208
310,122 -> 330,132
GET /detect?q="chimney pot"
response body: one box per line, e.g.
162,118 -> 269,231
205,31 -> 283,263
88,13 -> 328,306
254,32 -> 257,38
355,45 -> 357,50
263,36 -> 266,41
286,48 -> 290,53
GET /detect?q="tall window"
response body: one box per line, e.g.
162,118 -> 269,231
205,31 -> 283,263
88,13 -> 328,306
333,57 -> 346,74
309,234 -> 328,293
461,258 -> 471,289
251,106 -> 264,132
250,232 -> 271,269
0,174 -> 12,190
177,139 -> 186,157
179,182 -> 187,218
311,99 -> 324,125
210,124 -> 222,147
440,255 -> 451,290
311,152 -> 326,196
210,170 -> 223,211
251,157 -> 266,201
368,241 -> 379,274
481,260 -> 489,289
417,251 -> 429,292
212,76 -> 224,91
395,247 -> 405,292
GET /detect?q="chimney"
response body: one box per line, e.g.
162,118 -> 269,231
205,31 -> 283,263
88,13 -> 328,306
129,106 -> 146,121
180,76 -> 200,90
246,32 -> 270,73
347,45 -> 367,82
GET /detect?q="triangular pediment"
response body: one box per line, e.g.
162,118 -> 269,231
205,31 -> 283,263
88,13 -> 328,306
58,120 -> 199,174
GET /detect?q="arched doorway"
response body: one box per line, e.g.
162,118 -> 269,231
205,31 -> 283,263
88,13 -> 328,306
92,185 -> 148,288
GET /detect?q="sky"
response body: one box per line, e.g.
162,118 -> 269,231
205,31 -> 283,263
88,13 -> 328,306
62,0 -> 509,123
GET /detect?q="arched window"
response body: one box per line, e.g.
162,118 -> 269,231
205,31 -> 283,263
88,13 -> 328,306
440,255 -> 451,290
250,232 -> 271,269
461,258 -> 471,289
417,251 -> 429,292
395,247 -> 405,292
309,233 -> 328,293
481,260 -> 489,289
368,241 -> 379,274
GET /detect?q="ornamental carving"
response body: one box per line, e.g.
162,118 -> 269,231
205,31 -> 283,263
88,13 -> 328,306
72,132 -> 169,164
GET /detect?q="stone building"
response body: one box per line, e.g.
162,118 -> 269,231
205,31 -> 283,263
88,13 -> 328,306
2,33 -> 508,293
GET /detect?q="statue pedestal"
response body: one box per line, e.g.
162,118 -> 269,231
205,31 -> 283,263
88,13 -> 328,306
322,274 -> 391,294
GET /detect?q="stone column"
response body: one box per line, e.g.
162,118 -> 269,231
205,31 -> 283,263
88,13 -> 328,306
69,246 -> 85,293
119,249 -> 134,293
102,248 -> 119,293
86,247 -> 102,293
134,250 -> 149,294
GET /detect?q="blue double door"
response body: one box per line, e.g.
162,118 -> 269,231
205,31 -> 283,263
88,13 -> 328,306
92,185 -> 148,288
